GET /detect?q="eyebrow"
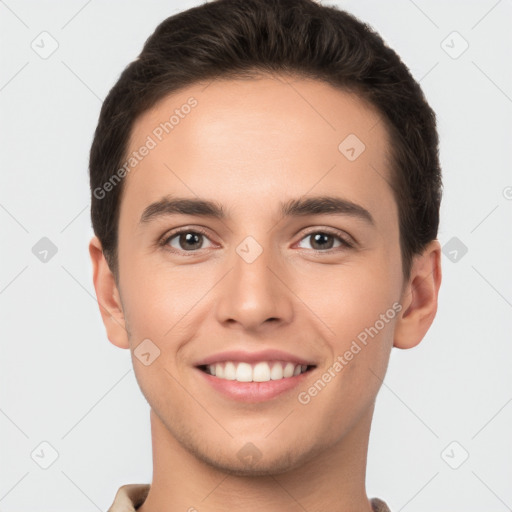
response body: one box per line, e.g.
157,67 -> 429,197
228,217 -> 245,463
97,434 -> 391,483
139,195 -> 375,226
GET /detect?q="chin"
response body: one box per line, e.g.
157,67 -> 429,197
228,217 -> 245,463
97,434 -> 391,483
195,448 -> 308,477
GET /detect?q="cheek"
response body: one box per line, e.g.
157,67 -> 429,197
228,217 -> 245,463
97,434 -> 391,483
296,263 -> 398,340
118,256 -> 215,358
119,239 -> 183,318
297,274 -> 398,425
296,265 -> 399,401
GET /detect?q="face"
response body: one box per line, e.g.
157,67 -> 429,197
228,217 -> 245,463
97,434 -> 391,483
108,74 -> 408,474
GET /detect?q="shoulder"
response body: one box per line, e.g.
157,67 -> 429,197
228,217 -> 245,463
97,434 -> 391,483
370,497 -> 392,512
106,483 -> 151,512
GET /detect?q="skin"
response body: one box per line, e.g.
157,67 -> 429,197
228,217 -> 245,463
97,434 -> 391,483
90,74 -> 442,512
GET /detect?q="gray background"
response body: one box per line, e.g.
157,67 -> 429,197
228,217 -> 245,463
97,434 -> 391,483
1,0 -> 511,510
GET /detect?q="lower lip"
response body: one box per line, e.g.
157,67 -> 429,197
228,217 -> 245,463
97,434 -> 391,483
196,367 -> 314,403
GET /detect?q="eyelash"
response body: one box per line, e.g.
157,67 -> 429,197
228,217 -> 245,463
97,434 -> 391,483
158,226 -> 354,255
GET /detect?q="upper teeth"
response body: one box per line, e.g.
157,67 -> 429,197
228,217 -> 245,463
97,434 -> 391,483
205,361 -> 309,382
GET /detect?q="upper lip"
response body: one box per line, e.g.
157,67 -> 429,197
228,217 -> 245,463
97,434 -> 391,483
194,349 -> 317,367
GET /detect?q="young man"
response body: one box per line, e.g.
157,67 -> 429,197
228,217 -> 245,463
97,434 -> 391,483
88,0 -> 442,510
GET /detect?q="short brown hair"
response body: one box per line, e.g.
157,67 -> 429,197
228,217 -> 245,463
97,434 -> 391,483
89,0 -> 442,281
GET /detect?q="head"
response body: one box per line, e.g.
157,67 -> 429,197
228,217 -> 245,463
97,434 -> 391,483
89,0 -> 442,475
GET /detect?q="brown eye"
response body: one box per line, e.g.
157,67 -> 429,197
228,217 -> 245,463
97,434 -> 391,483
164,230 -> 214,252
297,231 -> 352,251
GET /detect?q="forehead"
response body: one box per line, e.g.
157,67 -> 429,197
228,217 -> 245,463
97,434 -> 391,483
121,74 -> 396,228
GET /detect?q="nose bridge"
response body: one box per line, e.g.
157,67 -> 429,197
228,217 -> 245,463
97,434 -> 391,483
214,234 -> 293,329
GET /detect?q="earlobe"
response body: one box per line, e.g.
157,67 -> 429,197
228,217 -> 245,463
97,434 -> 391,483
393,240 -> 442,350
89,236 -> 130,349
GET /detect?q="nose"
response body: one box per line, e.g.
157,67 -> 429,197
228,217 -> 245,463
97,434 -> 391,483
214,240 -> 294,332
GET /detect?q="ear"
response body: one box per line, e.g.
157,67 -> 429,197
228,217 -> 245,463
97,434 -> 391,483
89,236 -> 130,349
394,239 -> 442,349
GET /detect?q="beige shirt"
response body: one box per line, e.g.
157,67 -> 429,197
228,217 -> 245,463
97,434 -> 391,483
107,484 -> 392,512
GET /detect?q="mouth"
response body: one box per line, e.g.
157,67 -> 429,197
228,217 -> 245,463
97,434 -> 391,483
195,360 -> 317,402
197,360 -> 316,382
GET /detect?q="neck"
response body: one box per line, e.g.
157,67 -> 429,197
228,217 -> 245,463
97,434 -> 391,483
137,405 -> 375,512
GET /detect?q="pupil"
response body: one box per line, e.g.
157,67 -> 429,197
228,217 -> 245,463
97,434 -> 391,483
312,233 -> 332,250
181,232 -> 202,250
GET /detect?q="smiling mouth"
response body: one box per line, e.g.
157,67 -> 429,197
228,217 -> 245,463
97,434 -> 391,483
197,360 -> 316,383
